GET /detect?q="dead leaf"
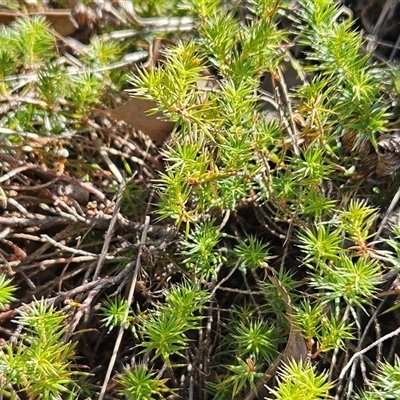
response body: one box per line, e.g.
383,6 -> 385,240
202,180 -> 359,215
0,10 -> 78,36
108,97 -> 175,144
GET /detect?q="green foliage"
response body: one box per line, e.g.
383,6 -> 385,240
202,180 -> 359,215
0,47 -> 17,95
181,220 -> 224,279
296,0 -> 388,141
128,4 -> 287,227
211,278 -> 289,399
2,0 -> 400,398
0,299 -> 80,399
298,223 -> 343,265
130,41 -> 214,129
229,319 -> 279,363
0,274 -> 17,309
310,254 -> 380,308
10,15 -> 55,67
130,0 -> 388,241
117,365 -> 176,399
224,357 -> 263,398
357,357 -> 400,399
0,14 -> 127,146
293,147 -> 334,186
268,359 -> 333,400
99,296 -> 133,332
299,200 -> 382,310
197,0 -> 287,82
259,269 -> 302,317
37,63 -> 67,107
83,37 -> 126,86
0,16 -> 55,95
138,281 -> 209,367
84,37 -> 123,67
234,236 -> 271,273
293,299 -> 354,355
127,0 -> 400,395
68,73 -> 103,115
136,0 -> 188,18
339,200 -> 377,245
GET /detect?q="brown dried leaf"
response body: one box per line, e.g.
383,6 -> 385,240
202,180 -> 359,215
0,10 -> 78,36
108,97 -> 174,144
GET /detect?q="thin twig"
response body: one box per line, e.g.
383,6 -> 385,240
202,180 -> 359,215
1,52 -> 149,84
51,196 -> 86,222
346,358 -> 359,400
0,153 -> 110,205
98,215 -> 150,400
366,0 -> 393,54
335,324 -> 400,400
94,177 -> 130,280
374,185 -> 400,241
117,1 -> 193,29
62,286 -> 102,342
40,234 -> 101,258
6,198 -> 35,218
276,66 -> 301,157
0,276 -> 115,323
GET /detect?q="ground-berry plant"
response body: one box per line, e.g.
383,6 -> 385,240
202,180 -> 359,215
1,0 -> 400,399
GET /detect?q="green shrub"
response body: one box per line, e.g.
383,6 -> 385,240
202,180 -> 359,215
1,0 -> 400,399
